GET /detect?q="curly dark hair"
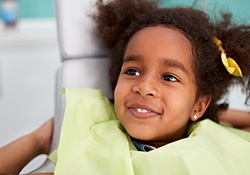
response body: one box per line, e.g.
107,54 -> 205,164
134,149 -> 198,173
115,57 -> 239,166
92,0 -> 250,122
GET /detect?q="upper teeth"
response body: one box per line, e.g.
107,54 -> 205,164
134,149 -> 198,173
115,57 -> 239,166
136,108 -> 149,113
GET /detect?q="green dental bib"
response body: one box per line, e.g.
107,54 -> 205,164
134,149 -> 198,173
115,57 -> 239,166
52,88 -> 250,175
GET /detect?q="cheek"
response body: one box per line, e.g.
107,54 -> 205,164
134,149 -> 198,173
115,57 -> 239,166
114,81 -> 124,113
114,77 -> 131,120
114,79 -> 122,103
114,76 -> 129,100
165,86 -> 196,116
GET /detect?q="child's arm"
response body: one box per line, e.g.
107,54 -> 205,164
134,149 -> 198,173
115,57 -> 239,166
219,109 -> 250,131
0,118 -> 54,174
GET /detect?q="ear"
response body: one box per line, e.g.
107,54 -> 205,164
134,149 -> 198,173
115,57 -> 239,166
190,96 -> 211,122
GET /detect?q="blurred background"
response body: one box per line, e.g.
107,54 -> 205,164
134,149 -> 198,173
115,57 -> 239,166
0,0 -> 59,173
0,0 -> 249,174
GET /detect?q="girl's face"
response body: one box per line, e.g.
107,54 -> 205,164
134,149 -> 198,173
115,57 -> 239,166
114,26 -> 210,147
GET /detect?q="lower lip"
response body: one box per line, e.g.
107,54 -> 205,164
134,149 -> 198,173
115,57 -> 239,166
128,108 -> 158,119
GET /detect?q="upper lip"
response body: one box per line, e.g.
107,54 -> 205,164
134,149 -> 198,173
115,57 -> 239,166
127,103 -> 162,115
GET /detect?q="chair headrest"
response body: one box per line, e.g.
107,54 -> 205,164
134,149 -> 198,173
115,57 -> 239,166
55,0 -> 110,60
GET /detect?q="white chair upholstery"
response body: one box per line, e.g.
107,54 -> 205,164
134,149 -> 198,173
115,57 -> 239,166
31,0 -> 112,172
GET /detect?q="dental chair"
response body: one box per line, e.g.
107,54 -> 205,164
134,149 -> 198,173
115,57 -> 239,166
30,0 -> 112,173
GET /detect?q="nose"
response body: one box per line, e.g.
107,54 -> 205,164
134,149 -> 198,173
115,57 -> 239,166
132,76 -> 158,97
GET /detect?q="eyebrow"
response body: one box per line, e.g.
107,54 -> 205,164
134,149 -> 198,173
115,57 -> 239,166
162,58 -> 188,74
123,55 -> 142,63
124,54 -> 189,74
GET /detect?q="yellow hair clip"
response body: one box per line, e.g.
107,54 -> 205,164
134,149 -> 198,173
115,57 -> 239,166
214,37 -> 243,77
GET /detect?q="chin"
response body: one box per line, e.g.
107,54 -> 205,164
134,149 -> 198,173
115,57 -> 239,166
128,131 -> 156,141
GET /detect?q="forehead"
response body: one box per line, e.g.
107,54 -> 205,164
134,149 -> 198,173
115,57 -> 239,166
124,26 -> 194,68
126,26 -> 192,54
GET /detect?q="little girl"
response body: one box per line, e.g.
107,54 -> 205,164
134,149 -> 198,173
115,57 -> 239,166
1,0 -> 250,174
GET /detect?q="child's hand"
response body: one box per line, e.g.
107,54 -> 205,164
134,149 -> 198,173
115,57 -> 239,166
30,118 -> 54,155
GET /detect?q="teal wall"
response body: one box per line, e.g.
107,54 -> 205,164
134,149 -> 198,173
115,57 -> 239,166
0,0 -> 55,19
18,0 -> 55,18
161,0 -> 250,24
0,0 -> 250,21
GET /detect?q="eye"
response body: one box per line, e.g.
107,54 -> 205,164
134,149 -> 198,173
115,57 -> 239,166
125,68 -> 140,76
162,74 -> 179,82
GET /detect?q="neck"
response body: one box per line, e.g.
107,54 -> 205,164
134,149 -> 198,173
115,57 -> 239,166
132,138 -> 171,148
131,128 -> 189,148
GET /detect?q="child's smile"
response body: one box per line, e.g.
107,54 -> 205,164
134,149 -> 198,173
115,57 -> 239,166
114,26 -> 209,147
127,101 -> 162,119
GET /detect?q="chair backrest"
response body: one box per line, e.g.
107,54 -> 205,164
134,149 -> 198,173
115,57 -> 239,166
28,0 -> 113,172
31,0 -> 112,172
52,0 -> 113,150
